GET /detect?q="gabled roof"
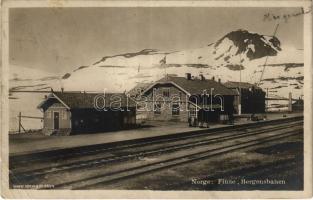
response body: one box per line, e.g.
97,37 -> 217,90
127,82 -> 153,97
224,81 -> 262,90
143,76 -> 237,96
38,92 -> 135,109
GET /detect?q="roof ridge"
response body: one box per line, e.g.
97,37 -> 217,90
53,91 -> 126,95
153,75 -> 237,96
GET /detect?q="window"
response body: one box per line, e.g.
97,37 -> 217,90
163,88 -> 170,97
154,103 -> 161,114
172,103 -> 180,116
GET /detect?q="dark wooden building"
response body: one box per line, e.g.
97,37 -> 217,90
292,99 -> 304,111
224,81 -> 266,114
136,74 -> 237,127
38,92 -> 136,135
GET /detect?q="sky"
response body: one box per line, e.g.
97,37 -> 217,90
9,7 -> 304,74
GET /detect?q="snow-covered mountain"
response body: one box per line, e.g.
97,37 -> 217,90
10,29 -> 303,100
8,29 -> 303,132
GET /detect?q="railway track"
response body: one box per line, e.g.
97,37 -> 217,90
56,128 -> 302,189
10,117 -> 303,167
10,119 -> 303,189
12,121 -> 302,178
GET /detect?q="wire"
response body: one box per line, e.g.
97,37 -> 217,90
258,23 -> 280,86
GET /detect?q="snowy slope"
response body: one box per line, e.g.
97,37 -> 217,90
60,29 -> 303,101
10,29 -> 303,99
9,29 -> 303,132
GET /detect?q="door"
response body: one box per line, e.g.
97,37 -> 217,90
54,112 -> 60,129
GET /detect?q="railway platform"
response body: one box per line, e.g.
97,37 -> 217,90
9,112 -> 303,156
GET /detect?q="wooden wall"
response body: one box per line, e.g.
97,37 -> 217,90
43,102 -> 71,135
141,83 -> 189,122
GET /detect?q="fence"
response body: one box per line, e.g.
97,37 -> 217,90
17,112 -> 43,134
265,92 -> 300,112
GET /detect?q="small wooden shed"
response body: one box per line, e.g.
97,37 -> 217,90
37,91 -> 136,135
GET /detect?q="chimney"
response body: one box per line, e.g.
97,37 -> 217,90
218,78 -> 221,83
186,73 -> 191,80
199,74 -> 205,81
61,87 -> 64,93
212,76 -> 215,81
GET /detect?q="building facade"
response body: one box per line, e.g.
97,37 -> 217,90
38,92 -> 136,135
224,81 -> 266,114
133,74 -> 237,126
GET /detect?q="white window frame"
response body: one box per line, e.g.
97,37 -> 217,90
162,88 -> 170,97
172,103 -> 180,116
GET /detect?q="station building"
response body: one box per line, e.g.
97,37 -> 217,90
134,74 -> 238,126
38,91 -> 136,135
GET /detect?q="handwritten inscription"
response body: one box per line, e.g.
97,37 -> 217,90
264,7 -> 311,22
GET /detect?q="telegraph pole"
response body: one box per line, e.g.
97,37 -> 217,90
18,112 -> 21,134
258,23 -> 280,86
288,92 -> 292,112
238,54 -> 242,115
266,87 -> 269,112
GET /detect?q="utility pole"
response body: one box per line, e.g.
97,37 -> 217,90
18,112 -> 21,134
258,23 -> 280,86
266,88 -> 269,112
288,92 -> 292,112
238,54 -> 242,115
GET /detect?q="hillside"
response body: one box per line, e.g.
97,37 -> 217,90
10,29 -> 303,101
